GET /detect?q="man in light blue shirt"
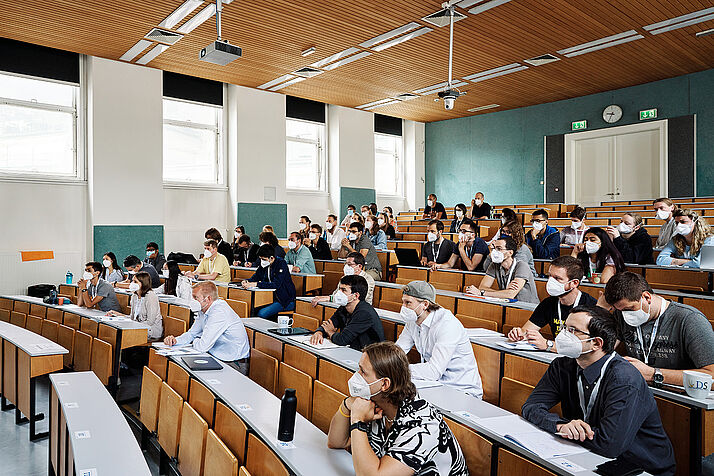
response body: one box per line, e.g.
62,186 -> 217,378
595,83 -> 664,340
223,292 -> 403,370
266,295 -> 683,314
163,281 -> 250,374
285,231 -> 316,274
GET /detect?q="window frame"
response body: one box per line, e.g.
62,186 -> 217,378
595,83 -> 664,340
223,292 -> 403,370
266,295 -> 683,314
0,70 -> 84,183
162,96 -> 225,188
374,132 -> 404,197
285,117 -> 327,193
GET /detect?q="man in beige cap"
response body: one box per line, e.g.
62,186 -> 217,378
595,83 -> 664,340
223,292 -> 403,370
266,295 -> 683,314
395,280 -> 483,398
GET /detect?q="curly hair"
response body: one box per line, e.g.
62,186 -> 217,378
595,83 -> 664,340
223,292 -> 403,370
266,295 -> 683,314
501,219 -> 525,249
672,209 -> 713,257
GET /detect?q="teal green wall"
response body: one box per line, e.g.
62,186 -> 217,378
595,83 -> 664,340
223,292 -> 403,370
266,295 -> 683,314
94,225 -> 164,264
425,68 -> 714,205
237,202 -> 287,240
340,187 -> 376,217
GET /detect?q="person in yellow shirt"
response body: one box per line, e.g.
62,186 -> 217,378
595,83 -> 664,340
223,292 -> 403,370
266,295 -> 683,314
186,239 -> 231,282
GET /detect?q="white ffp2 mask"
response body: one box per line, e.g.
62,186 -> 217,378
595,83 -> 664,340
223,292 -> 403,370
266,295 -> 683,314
347,372 -> 383,399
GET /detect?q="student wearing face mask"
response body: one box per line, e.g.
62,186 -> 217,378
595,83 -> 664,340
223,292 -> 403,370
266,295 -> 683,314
108,272 -> 163,340
360,205 -> 371,219
560,206 -> 589,245
309,275 -> 384,350
422,193 -> 446,220
328,341 -> 468,476
306,224 -> 332,260
365,214 -> 388,251
100,252 -> 124,284
258,231 -> 286,260
311,252 -> 375,306
205,227 -> 234,264
604,272 -> 714,387
77,261 -> 121,312
522,306 -> 675,475
382,206 -> 397,230
395,281 -> 482,397
186,240 -> 231,282
526,209 -> 561,260
156,260 -> 193,301
606,212 -> 654,264
467,237 -> 540,303
242,245 -> 297,320
571,227 -> 624,284
507,257 -> 597,349
340,222 -> 382,280
456,220 -> 489,271
231,225 -> 246,255
143,242 -> 166,272
285,231 -> 316,274
369,202 -> 378,217
449,203 -> 469,233
653,198 -> 677,249
656,208 -> 714,268
121,255 -> 161,288
323,214 -> 347,251
233,234 -> 260,267
340,204 -> 357,227
484,220 -> 538,276
469,191 -> 491,220
297,215 -> 311,239
163,281 -> 250,374
420,219 -> 458,270
378,212 -> 396,240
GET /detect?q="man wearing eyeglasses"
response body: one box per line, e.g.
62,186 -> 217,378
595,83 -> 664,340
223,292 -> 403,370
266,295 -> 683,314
525,209 -> 561,260
456,220 -> 489,271
522,306 -> 675,475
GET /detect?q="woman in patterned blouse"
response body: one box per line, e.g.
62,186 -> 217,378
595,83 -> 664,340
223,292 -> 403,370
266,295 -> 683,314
327,341 -> 468,476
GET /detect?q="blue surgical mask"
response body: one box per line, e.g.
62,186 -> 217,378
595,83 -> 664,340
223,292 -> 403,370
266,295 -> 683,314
146,251 -> 153,257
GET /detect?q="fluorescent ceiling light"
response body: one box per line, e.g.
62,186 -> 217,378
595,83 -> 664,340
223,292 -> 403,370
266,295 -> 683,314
357,98 -> 394,109
414,81 -> 449,94
468,104 -> 500,112
135,44 -> 169,65
414,80 -> 468,95
557,30 -> 639,55
310,47 -> 360,68
159,0 -> 203,29
364,99 -> 400,110
359,22 -> 420,49
177,3 -> 215,34
696,27 -> 714,38
119,39 -> 152,62
644,7 -> 714,34
257,74 -> 295,89
469,0 -> 512,15
457,0 -> 487,7
371,27 -> 432,52
468,65 -> 527,82
462,62 -> 522,80
301,47 -> 316,57
560,34 -> 643,58
268,77 -> 306,91
322,51 -> 372,71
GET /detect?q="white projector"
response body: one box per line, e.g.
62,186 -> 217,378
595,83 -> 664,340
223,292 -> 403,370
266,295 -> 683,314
199,40 -> 242,66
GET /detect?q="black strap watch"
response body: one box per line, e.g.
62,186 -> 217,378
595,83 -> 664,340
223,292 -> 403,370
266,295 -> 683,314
652,368 -> 664,388
349,421 -> 370,433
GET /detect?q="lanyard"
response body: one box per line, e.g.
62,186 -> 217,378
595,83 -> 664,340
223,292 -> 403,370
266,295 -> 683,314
577,352 -> 616,421
636,318 -> 660,365
574,227 -> 584,244
557,291 -> 582,324
505,259 -> 518,284
432,240 -> 443,261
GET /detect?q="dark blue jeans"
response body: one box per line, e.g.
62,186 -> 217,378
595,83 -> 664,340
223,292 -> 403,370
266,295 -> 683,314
255,300 -> 295,320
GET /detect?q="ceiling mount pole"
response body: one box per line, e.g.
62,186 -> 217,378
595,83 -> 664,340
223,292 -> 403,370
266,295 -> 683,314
216,0 -> 222,41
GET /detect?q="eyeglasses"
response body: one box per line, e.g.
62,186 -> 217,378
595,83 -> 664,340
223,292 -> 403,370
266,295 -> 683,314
459,229 -> 473,234
565,326 -> 590,336
530,218 -> 546,223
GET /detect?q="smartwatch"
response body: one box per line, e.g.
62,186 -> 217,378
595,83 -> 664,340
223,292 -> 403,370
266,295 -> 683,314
652,368 -> 664,388
349,421 -> 370,433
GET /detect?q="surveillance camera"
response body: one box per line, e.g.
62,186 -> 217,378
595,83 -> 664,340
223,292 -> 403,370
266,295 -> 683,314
444,96 -> 455,110
438,88 -> 462,110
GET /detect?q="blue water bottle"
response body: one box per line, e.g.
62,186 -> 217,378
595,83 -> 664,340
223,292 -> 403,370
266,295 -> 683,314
66,271 -> 73,284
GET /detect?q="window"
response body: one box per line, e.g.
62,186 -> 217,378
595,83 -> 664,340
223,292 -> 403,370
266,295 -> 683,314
375,133 -> 402,196
0,72 -> 79,178
286,118 -> 325,191
163,98 -> 222,185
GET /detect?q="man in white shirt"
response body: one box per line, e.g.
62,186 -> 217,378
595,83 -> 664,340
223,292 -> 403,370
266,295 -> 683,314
395,281 -> 483,398
163,281 -> 251,374
323,214 -> 347,251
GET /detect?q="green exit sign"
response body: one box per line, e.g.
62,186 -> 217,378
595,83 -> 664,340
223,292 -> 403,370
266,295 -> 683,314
572,120 -> 587,131
640,108 -> 658,120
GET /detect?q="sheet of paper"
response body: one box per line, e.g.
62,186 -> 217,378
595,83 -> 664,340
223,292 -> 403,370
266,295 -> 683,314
466,328 -> 504,338
287,335 -> 341,349
497,341 -> 538,351
504,431 -> 587,460
478,414 -> 540,436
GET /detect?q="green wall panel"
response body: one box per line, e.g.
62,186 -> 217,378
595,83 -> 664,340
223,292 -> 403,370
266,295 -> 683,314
426,68 -> 714,205
340,187 -> 376,218
93,225 -> 164,265
237,202 -> 287,240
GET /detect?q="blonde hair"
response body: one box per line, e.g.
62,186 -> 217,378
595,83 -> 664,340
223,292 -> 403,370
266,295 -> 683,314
653,197 -> 676,208
262,225 -> 274,233
193,281 -> 219,300
672,209 -> 713,257
623,212 -> 643,228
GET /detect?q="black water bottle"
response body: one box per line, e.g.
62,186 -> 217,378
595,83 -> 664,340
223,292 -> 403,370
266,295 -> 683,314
277,388 -> 297,442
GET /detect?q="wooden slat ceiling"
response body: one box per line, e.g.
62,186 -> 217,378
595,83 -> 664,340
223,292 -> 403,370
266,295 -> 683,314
1,0 -> 713,122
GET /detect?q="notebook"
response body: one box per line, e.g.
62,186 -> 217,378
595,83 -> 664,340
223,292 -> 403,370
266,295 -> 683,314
182,356 -> 224,371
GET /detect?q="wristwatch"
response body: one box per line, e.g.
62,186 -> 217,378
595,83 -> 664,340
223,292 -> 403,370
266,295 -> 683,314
349,421 -> 370,433
480,289 -> 486,296
546,340 -> 554,352
652,368 -> 664,388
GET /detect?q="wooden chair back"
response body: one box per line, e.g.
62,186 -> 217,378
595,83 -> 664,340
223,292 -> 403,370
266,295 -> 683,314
177,402 -> 208,476
248,348 -> 278,395
26,315 -> 44,334
277,362 -> 313,419
90,338 -> 113,385
445,418 -> 493,476
317,359 -> 351,395
0,309 -> 9,322
148,348 -> 169,380
169,305 -> 191,326
167,361 -> 190,400
97,323 -> 118,350
73,330 -> 93,371
165,316 -> 187,338
30,303 -> 47,318
157,382 -> 184,459
13,300 -> 29,314
254,333 -> 283,361
56,325 -> 75,368
10,311 -> 26,328
41,320 -> 59,342
63,312 -> 80,329
214,401 -> 248,466
204,430 -> 238,476
189,378 -> 216,427
226,299 -> 249,318
283,344 -> 317,380
46,307 -> 63,323
311,381 -> 345,434
245,433 -> 289,476
79,317 -> 98,337
292,313 -> 319,331
139,366 -> 162,433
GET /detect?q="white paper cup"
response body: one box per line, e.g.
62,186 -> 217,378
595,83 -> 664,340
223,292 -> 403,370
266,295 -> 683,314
683,370 -> 713,399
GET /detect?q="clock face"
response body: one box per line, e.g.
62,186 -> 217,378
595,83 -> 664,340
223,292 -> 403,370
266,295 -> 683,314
603,105 -> 623,124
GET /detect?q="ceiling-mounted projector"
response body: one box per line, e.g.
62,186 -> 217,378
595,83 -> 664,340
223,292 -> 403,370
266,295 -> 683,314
199,0 -> 241,65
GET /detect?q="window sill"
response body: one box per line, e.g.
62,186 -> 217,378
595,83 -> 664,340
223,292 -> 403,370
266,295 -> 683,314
163,182 -> 228,191
0,175 -> 86,186
376,193 -> 406,200
286,189 -> 329,197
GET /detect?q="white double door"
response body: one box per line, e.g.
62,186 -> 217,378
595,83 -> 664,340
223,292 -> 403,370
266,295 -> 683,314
565,120 -> 668,206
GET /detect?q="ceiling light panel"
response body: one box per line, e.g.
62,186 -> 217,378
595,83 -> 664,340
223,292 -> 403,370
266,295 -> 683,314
144,28 -> 183,45
696,28 -> 714,38
364,99 -> 400,110
414,80 -> 468,95
177,3 -> 215,34
119,39 -> 152,62
159,0 -> 203,30
468,104 -> 500,112
469,0 -> 512,15
357,98 -> 395,109
257,74 -> 295,89
371,27 -> 432,52
135,44 -> 169,65
322,51 -> 372,71
557,30 -> 640,55
268,76 -> 306,91
462,62 -> 522,80
310,47 -> 360,68
469,65 -> 528,82
644,7 -> 714,35
559,33 -> 643,58
359,22 -> 420,49
457,0 -> 488,8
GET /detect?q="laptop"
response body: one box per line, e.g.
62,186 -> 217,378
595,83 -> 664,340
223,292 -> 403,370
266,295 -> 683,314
699,245 -> 714,270
181,356 -> 224,371
394,248 -> 423,267
268,327 -> 312,337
